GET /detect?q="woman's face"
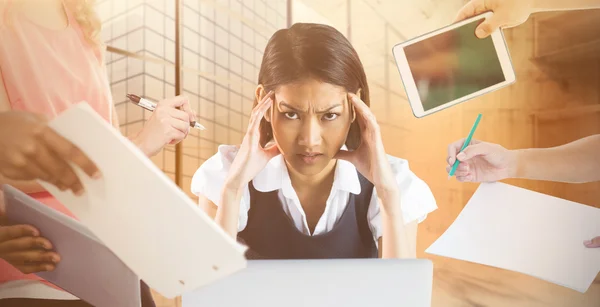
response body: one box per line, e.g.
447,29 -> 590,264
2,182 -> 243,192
266,78 -> 354,176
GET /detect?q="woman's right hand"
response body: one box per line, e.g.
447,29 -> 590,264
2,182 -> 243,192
0,220 -> 60,274
133,96 -> 196,158
0,111 -> 101,195
446,138 -> 518,182
224,91 -> 280,190
454,0 -> 535,38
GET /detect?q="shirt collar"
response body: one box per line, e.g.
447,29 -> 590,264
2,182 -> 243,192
252,145 -> 362,196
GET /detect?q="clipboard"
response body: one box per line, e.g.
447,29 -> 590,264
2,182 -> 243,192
3,185 -> 141,307
36,102 -> 247,298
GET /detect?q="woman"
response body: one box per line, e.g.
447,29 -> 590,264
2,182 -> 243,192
192,23 -> 437,259
0,0 -> 193,305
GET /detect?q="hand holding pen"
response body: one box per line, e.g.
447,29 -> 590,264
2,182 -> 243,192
446,114 -> 516,182
127,95 -> 200,157
127,94 -> 205,130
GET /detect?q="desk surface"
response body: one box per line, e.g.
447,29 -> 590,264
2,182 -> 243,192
429,255 -> 600,307
161,255 -> 599,307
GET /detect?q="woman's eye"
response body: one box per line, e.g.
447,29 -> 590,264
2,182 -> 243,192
323,113 -> 339,121
284,112 -> 298,119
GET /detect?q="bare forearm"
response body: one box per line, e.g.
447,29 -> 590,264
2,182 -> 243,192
216,183 -> 243,238
533,0 -> 600,12
126,132 -> 157,158
379,190 -> 416,259
0,174 -> 45,194
513,135 -> 600,183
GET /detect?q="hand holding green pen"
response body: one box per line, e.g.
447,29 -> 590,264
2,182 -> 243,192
448,114 -> 482,178
446,114 -> 517,182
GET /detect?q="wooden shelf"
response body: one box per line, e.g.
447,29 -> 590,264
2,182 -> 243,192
533,9 -> 600,63
533,104 -> 600,121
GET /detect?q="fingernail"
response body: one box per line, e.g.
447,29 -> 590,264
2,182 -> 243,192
46,265 -> 55,271
92,171 -> 102,179
457,152 -> 466,160
476,28 -> 486,38
52,255 -> 60,263
74,188 -> 84,196
584,240 -> 592,245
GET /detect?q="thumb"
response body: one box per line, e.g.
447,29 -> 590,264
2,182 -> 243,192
263,143 -> 280,159
334,149 -> 354,163
475,15 -> 502,38
161,95 -> 189,108
584,236 -> 600,248
456,143 -> 490,161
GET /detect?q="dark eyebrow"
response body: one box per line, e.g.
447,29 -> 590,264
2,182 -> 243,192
278,102 -> 303,112
279,101 -> 344,114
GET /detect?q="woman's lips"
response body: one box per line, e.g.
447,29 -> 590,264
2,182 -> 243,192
297,153 -> 323,164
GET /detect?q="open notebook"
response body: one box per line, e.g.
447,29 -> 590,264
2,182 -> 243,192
31,102 -> 247,299
4,185 -> 141,307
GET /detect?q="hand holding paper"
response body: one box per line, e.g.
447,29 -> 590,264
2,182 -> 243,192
0,220 -> 60,274
584,236 -> 600,248
426,182 -> 600,293
0,111 -> 100,195
38,102 -> 247,298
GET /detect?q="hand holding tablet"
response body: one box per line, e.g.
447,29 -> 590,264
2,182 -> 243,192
392,12 -> 516,117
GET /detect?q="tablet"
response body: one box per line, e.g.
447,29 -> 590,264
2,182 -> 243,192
3,184 -> 141,307
392,12 -> 516,118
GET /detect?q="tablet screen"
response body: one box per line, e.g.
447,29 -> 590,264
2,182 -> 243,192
404,19 -> 505,111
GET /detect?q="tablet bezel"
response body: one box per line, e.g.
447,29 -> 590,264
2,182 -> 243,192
392,12 -> 516,118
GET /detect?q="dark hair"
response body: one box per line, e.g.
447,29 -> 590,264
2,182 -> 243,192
255,23 -> 370,150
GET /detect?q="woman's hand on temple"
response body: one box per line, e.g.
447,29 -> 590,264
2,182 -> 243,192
134,96 -> 196,157
335,93 -> 398,200
224,91 -> 280,191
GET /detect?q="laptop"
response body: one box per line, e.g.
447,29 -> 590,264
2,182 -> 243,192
182,258 -> 433,307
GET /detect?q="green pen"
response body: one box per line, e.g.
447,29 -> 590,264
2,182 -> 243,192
449,113 -> 482,177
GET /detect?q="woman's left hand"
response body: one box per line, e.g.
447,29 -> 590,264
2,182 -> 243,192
335,93 -> 398,198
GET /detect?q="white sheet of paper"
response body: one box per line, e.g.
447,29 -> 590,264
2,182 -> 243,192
426,182 -> 600,293
40,103 -> 247,298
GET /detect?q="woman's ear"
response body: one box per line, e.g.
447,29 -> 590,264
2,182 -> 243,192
255,84 -> 272,123
255,84 -> 266,102
350,88 -> 362,123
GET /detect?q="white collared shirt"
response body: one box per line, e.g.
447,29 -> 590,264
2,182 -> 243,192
191,145 -> 438,244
